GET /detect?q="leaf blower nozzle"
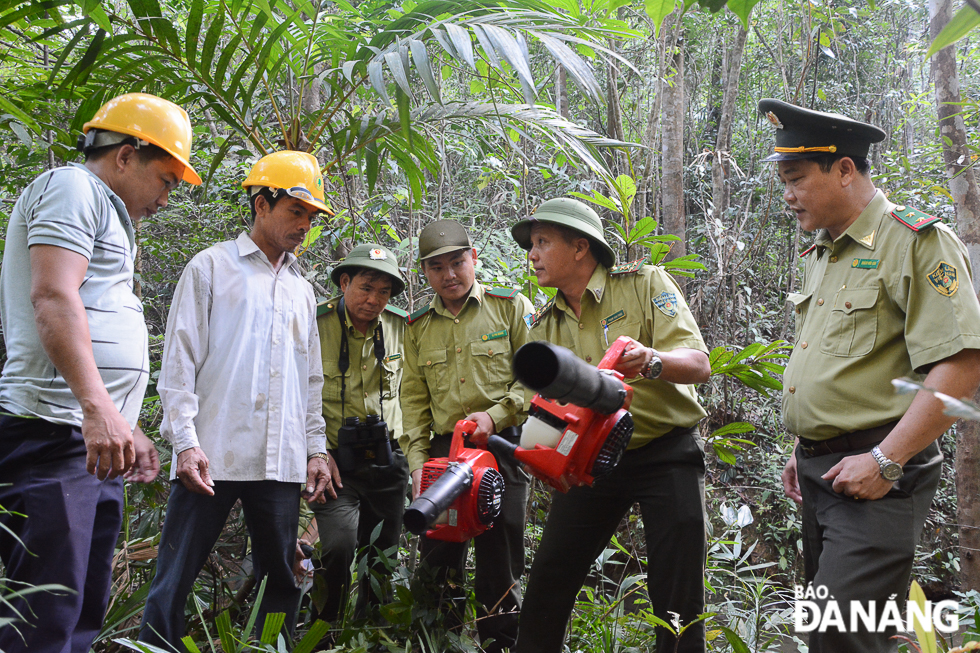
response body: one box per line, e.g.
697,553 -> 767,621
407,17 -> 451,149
512,341 -> 628,415
404,462 -> 474,535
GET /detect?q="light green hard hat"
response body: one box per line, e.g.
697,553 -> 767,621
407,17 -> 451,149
511,198 -> 616,268
418,219 -> 472,261
331,244 -> 406,296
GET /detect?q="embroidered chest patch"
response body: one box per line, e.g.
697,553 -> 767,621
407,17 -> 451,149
928,261 -> 959,296
523,313 -> 534,330
383,353 -> 402,363
481,330 -> 507,341
851,258 -> 880,269
652,291 -> 678,318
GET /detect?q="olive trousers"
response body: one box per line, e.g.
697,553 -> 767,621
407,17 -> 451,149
516,426 -> 706,653
310,450 -> 410,622
796,439 -> 942,653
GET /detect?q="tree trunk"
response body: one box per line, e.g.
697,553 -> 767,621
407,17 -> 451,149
710,25 -> 748,228
557,65 -> 569,119
661,30 -> 685,267
929,0 -> 980,592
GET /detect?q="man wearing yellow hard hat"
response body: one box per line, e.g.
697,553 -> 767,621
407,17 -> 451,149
0,92 -> 200,653
139,150 -> 332,650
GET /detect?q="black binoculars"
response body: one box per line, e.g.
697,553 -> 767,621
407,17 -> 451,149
336,415 -> 393,472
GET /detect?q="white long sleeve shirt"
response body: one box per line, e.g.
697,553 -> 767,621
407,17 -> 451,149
160,232 -> 326,483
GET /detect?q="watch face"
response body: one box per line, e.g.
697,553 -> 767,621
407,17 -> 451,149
882,463 -> 903,481
646,358 -> 663,379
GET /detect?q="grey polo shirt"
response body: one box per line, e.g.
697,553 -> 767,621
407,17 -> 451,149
0,163 -> 149,429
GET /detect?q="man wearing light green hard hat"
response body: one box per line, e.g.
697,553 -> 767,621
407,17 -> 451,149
304,243 -> 410,625
511,197 -> 712,653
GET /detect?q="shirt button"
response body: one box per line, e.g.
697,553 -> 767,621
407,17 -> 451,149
426,360 -> 432,366
830,256 -> 838,263
364,392 -> 369,398
801,342 -> 808,349
789,386 -> 796,394
586,356 -> 592,363
578,323 -> 584,330
817,298 -> 824,306
454,318 -> 460,324
460,377 -> 466,384
488,349 -> 493,355
456,347 -> 462,353
845,301 -> 852,309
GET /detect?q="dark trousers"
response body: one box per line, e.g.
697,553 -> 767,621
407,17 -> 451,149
517,427 -> 706,653
310,450 -> 410,622
797,440 -> 942,653
138,479 -> 302,652
0,414 -> 124,653
418,433 -> 529,653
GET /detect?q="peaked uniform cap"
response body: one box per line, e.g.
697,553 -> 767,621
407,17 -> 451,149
242,150 -> 332,215
511,197 -> 616,268
758,98 -> 886,162
331,243 -> 406,296
418,220 -> 472,261
83,92 -> 202,185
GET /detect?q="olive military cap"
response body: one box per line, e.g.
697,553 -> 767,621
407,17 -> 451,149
418,220 -> 472,261
758,98 -> 886,162
331,243 -> 406,296
511,197 -> 616,268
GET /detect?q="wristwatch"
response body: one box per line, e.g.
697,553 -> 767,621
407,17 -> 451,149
641,350 -> 663,380
308,452 -> 330,462
871,446 -> 903,481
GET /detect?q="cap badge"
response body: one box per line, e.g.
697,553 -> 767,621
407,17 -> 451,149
766,111 -> 784,129
369,248 -> 386,260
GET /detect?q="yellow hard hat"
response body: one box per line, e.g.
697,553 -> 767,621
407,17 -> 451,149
82,93 -> 201,185
242,151 -> 332,215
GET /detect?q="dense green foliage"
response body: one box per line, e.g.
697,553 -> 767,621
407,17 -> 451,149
2,0 -> 980,651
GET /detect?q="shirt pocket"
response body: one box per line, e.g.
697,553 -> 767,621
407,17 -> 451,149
321,357 -> 346,402
468,339 -> 513,390
786,292 -> 812,341
419,348 -> 450,395
819,286 -> 880,357
382,357 -> 403,401
605,319 -> 641,346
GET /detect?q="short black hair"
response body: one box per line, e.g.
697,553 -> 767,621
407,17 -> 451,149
84,141 -> 171,165
547,223 -> 604,263
812,153 -> 871,176
249,188 -> 283,220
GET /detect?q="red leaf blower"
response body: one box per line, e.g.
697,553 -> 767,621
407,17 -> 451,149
403,420 -> 506,542
487,336 -> 635,492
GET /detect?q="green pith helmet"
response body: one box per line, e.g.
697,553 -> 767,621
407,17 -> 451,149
418,220 -> 472,261
331,244 -> 406,296
511,198 -> 616,268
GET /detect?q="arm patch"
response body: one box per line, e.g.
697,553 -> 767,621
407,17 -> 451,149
485,287 -> 520,299
407,306 -> 432,325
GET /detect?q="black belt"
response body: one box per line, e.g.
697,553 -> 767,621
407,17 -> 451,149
798,421 -> 899,458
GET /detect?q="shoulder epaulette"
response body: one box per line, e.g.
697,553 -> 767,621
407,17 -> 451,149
528,298 -> 555,328
407,305 -> 432,325
316,300 -> 339,318
485,287 -> 521,300
799,244 -> 817,258
891,205 -> 942,232
610,257 -> 647,275
384,304 -> 408,319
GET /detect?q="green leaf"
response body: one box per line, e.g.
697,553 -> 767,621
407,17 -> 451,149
719,625 -> 751,653
384,49 -> 415,102
711,421 -> 757,437
926,3 -> 980,59
569,190 -> 618,212
293,620 -> 330,653
215,610 -> 236,653
726,0 -> 762,28
909,580 -> 938,653
259,612 -> 286,644
530,31 -> 602,101
613,174 -> 636,205
645,0 -> 677,37
444,21 -> 475,69
200,11 -> 224,73
367,60 -> 392,106
410,39 -> 440,102
397,86 -> 412,148
180,637 -> 202,653
185,0 -> 203,67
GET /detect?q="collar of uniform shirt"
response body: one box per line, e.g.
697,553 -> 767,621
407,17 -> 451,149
553,263 -> 608,312
431,280 -> 484,317
815,189 -> 888,252
234,231 -> 299,271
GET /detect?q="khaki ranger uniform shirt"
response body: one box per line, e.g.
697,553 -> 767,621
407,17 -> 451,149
530,263 -> 707,448
783,190 -> 980,441
400,282 -> 534,473
317,297 -> 407,449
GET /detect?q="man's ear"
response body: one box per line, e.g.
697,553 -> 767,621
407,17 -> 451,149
470,248 -> 478,265
253,193 -> 270,218
115,143 -> 138,172
574,237 -> 591,261
339,272 -> 351,293
837,156 -> 857,188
